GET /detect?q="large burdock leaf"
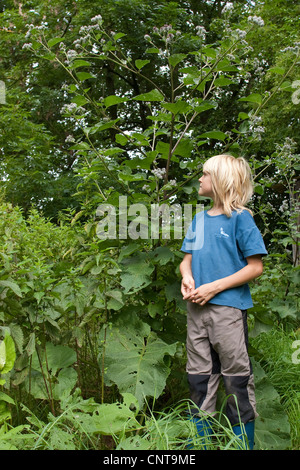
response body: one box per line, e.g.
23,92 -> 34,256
25,343 -> 77,400
90,393 -> 139,435
253,361 -> 291,450
30,343 -> 77,376
67,393 -> 139,437
120,256 -> 155,294
100,313 -> 177,407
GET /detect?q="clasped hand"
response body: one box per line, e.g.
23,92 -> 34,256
181,276 -> 219,306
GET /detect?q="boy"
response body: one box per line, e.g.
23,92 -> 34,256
180,154 -> 267,449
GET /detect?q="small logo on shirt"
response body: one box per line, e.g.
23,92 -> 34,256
220,227 -> 229,238
215,227 -> 230,239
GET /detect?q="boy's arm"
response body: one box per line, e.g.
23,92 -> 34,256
180,253 -> 195,297
183,254 -> 263,305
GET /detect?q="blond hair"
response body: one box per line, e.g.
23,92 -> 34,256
203,154 -> 253,217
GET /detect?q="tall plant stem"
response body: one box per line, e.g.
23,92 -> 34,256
100,277 -> 109,404
36,344 -> 55,416
163,64 -> 175,197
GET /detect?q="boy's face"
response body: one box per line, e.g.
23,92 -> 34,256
198,171 -> 214,198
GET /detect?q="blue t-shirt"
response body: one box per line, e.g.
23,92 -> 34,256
181,209 -> 268,310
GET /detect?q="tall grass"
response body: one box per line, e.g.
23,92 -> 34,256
4,399 -> 248,450
115,400 -> 249,451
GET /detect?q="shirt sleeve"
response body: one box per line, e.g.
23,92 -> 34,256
181,218 -> 194,254
236,211 -> 268,258
181,212 -> 205,253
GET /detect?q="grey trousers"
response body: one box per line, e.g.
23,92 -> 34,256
186,301 -> 257,425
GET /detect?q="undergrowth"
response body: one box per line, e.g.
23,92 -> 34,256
251,327 -> 300,450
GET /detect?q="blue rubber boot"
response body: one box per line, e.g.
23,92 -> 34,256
232,421 -> 255,450
187,417 -> 213,449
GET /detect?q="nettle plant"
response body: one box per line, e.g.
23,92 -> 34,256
22,14 -> 299,409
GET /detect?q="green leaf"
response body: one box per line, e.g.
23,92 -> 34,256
0,280 -> 22,297
26,343 -> 77,400
239,93 -> 262,104
238,120 -> 250,134
76,72 -> 95,82
48,427 -> 76,450
104,147 -> 125,156
202,47 -> 217,58
117,434 -> 150,450
9,324 -> 24,354
194,100 -> 217,113
162,100 -> 192,115
0,403 -> 11,425
25,332 -> 36,356
280,81 -> 293,91
168,54 -> 187,67
214,77 -> 233,87
123,156 -> 153,170
0,334 -> 16,375
148,301 -> 164,318
269,66 -> 285,75
52,367 -> 78,400
120,256 -> 155,294
31,343 -> 76,376
88,119 -> 120,134
165,281 -> 186,311
71,95 -> 89,107
0,341 -> 5,372
101,313 -> 177,407
25,370 -> 48,399
71,138 -> 89,148
268,299 -> 298,320
31,40 -> 42,51
253,361 -> 291,450
115,133 -> 129,146
106,290 -> 124,311
147,112 -> 172,122
78,393 -> 139,435
146,47 -> 160,54
135,59 -> 150,70
69,59 -> 92,69
0,391 -> 15,406
199,130 -> 227,141
113,32 -> 126,41
238,112 -> 249,121
120,265 -> 154,293
173,138 -> 193,158
216,60 -> 238,72
47,37 -> 64,48
152,246 -> 175,266
133,89 -> 164,102
119,172 -> 146,182
41,52 -> 56,61
155,141 -> 171,157
103,95 -> 127,108
254,185 -> 264,195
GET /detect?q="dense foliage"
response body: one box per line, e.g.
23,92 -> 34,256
0,0 -> 299,450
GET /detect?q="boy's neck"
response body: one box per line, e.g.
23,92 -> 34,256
207,203 -> 224,216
